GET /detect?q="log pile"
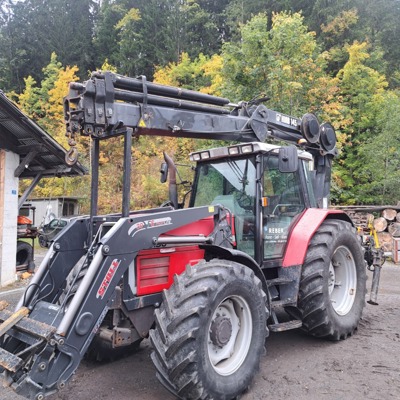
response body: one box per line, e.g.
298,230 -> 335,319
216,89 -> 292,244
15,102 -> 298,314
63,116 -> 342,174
373,209 -> 400,253
337,206 -> 400,254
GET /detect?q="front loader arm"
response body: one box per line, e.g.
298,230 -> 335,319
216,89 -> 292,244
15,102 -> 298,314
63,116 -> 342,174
0,206 -> 227,399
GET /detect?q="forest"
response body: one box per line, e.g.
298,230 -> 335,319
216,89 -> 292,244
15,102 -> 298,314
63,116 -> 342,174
1,0 -> 400,212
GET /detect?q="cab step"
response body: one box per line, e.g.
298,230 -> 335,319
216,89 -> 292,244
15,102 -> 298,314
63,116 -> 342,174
266,277 -> 293,287
268,319 -> 302,332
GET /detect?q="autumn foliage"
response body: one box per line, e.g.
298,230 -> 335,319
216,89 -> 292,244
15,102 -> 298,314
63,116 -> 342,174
12,11 -> 400,211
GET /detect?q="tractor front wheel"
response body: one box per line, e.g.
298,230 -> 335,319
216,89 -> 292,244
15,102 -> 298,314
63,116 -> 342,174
150,259 -> 268,400
298,219 -> 366,340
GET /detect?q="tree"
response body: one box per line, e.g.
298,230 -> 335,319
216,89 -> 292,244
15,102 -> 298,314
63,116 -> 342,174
115,7 -> 142,77
332,41 -> 389,204
222,12 -> 327,116
154,52 -> 223,94
346,93 -> 400,204
0,0 -> 96,92
93,0 -> 128,69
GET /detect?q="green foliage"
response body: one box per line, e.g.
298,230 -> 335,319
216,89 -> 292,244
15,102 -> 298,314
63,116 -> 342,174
0,0 -> 96,90
222,12 -> 326,116
335,92 -> 400,204
332,42 -> 390,204
154,52 -> 223,94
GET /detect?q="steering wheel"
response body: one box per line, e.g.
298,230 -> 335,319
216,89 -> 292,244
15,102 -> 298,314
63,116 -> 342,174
235,191 -> 253,210
160,200 -> 175,208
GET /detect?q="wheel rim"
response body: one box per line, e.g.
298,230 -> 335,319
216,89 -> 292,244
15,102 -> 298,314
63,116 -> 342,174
328,245 -> 357,316
207,295 -> 252,376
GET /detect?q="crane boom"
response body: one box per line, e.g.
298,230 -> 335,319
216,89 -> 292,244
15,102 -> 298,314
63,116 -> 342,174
64,71 -> 336,155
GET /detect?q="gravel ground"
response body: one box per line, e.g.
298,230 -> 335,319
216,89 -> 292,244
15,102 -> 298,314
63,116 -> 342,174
1,258 -> 399,400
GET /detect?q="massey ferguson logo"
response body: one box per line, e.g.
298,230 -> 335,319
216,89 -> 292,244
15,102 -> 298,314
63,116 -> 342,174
96,259 -> 121,299
128,216 -> 172,237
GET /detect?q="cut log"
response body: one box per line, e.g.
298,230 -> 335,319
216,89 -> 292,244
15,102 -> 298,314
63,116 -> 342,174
388,222 -> 400,237
396,212 -> 400,223
366,213 -> 374,227
377,232 -> 392,252
382,208 -> 397,221
373,217 -> 387,233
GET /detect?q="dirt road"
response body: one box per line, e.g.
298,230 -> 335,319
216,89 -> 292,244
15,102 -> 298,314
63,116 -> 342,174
2,262 -> 399,400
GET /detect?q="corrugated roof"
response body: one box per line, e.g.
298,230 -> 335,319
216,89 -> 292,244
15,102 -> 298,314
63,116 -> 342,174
0,91 -> 87,178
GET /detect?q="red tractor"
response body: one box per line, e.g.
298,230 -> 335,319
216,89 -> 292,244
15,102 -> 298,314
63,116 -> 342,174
0,72 -> 381,400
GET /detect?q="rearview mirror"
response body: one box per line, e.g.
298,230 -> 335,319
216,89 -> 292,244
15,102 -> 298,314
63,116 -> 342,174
278,146 -> 298,173
160,162 -> 168,183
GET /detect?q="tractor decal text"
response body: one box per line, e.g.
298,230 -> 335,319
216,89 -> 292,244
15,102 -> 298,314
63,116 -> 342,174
96,259 -> 121,299
128,217 -> 172,237
276,113 -> 298,127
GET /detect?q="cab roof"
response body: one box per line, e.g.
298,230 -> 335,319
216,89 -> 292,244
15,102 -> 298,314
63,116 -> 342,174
189,142 -> 313,162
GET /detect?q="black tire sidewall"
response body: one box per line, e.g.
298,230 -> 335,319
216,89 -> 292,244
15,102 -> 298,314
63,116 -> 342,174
195,271 -> 266,398
16,241 -> 33,266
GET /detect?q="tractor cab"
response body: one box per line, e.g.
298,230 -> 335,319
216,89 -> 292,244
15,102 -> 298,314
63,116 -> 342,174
189,142 -> 315,263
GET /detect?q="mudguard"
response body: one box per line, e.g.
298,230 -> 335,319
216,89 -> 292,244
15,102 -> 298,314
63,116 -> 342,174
282,209 -> 352,267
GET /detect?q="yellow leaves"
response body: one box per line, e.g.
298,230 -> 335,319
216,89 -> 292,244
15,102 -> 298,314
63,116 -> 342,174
346,41 -> 370,65
321,9 -> 359,36
99,59 -> 117,73
115,8 -> 140,30
154,52 -> 223,95
48,65 -> 79,122
199,54 -> 223,96
17,76 -> 39,118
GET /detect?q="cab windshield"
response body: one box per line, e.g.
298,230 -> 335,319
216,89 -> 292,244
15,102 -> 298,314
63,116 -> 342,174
191,157 -> 256,256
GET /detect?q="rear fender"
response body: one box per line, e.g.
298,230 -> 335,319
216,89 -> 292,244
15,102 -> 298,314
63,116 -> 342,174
283,209 -> 353,267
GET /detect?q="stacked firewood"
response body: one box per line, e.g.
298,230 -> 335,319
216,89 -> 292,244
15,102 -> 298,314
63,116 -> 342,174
372,209 -> 400,252
343,208 -> 400,253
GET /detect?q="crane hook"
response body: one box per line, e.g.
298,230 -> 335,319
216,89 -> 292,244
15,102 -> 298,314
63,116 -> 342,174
65,137 -> 78,166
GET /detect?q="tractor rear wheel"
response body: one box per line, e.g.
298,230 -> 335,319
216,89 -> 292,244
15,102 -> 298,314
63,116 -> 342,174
150,259 -> 268,400
298,219 -> 366,340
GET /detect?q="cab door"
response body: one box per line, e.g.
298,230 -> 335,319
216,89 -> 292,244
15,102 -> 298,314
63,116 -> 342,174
262,155 -> 306,260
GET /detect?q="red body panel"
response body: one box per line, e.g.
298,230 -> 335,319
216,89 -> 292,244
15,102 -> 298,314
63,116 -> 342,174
136,245 -> 204,295
136,215 -> 225,295
282,209 -> 345,267
164,215 -> 215,236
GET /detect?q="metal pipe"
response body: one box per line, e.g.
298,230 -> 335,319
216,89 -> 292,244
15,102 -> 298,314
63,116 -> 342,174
367,264 -> 382,305
122,129 -> 132,218
90,139 -> 100,240
114,90 -> 230,115
111,73 -> 230,106
153,236 -> 210,245
56,246 -> 104,335
163,152 -> 178,209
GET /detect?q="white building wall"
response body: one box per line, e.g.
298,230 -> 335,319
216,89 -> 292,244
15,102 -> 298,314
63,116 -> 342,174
0,150 -> 19,286
29,198 -> 60,227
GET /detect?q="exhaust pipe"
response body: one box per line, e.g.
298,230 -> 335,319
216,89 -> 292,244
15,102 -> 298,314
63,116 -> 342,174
163,152 -> 178,209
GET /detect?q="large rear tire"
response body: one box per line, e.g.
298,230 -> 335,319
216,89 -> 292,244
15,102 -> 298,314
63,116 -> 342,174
298,219 -> 366,340
150,259 -> 268,400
